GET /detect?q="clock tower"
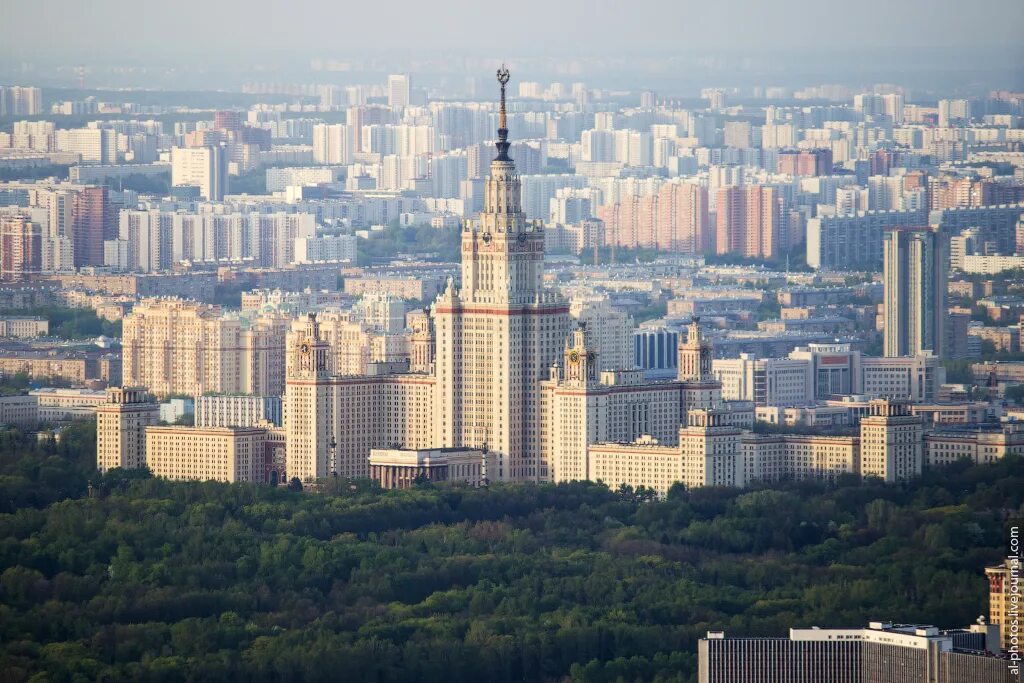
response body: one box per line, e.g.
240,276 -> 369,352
564,324 -> 598,387
294,313 -> 330,379
285,313 -> 334,481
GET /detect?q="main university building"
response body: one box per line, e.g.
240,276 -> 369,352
99,73 -> 956,492
284,70 -> 729,486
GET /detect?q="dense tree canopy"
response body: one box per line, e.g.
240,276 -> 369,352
0,422 -> 1020,682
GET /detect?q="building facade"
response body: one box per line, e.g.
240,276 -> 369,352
698,621 -> 1010,683
95,387 -> 160,473
883,227 -> 947,357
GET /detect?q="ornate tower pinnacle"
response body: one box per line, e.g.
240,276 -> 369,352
495,64 -> 511,161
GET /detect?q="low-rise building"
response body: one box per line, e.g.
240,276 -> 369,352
0,316 -> 47,337
861,354 -> 944,402
911,402 -> 997,425
925,426 -> 1024,467
741,432 -> 860,484
698,620 -> 1009,683
31,387 -> 106,422
144,425 -> 273,483
368,447 -> 493,489
0,394 -> 37,427
343,275 -> 442,301
0,349 -> 90,384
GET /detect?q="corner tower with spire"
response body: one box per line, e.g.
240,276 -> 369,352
432,66 -> 572,482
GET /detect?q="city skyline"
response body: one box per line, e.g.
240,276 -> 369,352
0,3 -> 1021,677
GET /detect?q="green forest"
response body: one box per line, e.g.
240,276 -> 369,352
1,422 -> 1021,682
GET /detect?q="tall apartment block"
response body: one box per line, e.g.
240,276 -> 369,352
883,227 -> 947,358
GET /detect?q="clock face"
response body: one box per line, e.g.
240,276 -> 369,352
517,231 -> 528,243
482,232 -> 492,243
568,350 -> 581,365
300,341 -> 312,356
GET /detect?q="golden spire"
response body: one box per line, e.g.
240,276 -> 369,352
495,64 -> 511,161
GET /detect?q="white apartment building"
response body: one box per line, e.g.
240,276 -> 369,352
713,354 -> 813,406
387,74 -> 410,109
170,145 -> 227,201
312,124 -> 351,165
861,354 -> 944,402
266,166 -> 339,192
194,395 -> 283,428
110,210 -> 315,271
53,128 -> 117,163
293,235 -> 356,264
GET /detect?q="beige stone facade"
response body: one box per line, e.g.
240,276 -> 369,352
122,298 -> 288,398
145,425 -> 268,483
95,387 -> 159,473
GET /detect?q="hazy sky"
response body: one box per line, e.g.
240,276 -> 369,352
3,0 -> 1023,63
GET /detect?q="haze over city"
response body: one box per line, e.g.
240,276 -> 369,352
0,2 -> 1022,681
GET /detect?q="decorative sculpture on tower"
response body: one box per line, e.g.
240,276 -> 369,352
495,65 -> 511,162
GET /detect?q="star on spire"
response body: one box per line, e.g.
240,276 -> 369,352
495,64 -> 511,161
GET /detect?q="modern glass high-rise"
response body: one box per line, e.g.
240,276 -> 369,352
883,227 -> 947,358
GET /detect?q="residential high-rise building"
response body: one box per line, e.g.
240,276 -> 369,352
656,181 -> 710,253
883,227 -> 947,357
0,86 -> 42,116
52,127 -> 116,163
433,67 -> 572,482
938,98 -> 972,127
194,395 -> 283,428
806,208 -> 929,270
777,148 -> 833,176
213,110 -> 243,133
171,145 -> 228,201
312,123 -> 351,165
0,213 -> 42,282
715,185 -> 784,259
121,299 -> 289,398
72,186 -> 110,268
569,297 -> 634,372
387,74 -> 411,108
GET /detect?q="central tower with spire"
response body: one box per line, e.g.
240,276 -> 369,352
432,67 -> 572,482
